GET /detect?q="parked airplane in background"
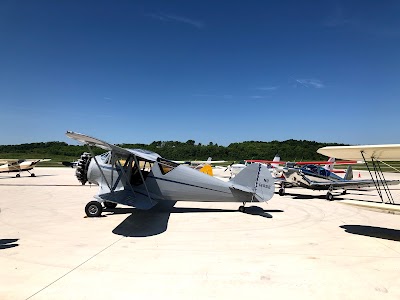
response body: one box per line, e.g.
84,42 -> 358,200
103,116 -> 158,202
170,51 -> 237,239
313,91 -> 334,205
222,156 -> 356,179
318,144 -> 400,203
277,163 -> 399,200
66,131 -> 275,217
221,155 -> 282,179
0,159 -> 50,177
178,157 -> 226,176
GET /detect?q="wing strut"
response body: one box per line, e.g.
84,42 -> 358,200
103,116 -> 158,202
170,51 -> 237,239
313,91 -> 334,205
361,151 -> 395,204
132,155 -> 153,204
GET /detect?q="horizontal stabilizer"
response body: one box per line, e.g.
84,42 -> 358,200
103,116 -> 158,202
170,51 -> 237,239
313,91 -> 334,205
96,190 -> 158,210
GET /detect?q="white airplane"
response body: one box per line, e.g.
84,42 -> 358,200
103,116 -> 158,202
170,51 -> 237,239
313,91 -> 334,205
277,163 -> 399,200
0,159 -> 50,177
318,144 -> 400,203
66,131 -> 275,217
176,157 -> 226,176
220,155 -> 282,179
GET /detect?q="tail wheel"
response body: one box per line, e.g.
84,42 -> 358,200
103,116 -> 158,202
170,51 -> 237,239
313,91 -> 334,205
85,201 -> 103,217
75,152 -> 91,185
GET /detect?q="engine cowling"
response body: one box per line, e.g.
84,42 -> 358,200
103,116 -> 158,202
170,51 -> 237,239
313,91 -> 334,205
75,152 -> 91,185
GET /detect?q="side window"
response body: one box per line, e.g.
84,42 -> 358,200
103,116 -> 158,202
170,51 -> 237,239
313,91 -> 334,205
130,158 -> 153,186
158,158 -> 179,175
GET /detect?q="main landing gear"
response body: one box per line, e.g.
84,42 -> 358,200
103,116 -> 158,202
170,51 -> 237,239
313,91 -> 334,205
85,201 -> 103,217
326,192 -> 334,201
15,172 -> 35,178
85,201 -> 118,217
278,188 -> 285,196
238,202 -> 246,212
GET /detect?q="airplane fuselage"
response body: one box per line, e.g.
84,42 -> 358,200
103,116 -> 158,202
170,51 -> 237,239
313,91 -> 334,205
87,153 -> 257,203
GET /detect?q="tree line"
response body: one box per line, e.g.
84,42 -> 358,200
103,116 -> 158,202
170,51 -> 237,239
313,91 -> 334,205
0,139 -> 346,162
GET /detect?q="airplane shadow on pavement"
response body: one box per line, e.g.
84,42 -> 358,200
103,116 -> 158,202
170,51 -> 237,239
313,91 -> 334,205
0,238 -> 19,250
110,201 -> 283,237
340,225 -> 400,241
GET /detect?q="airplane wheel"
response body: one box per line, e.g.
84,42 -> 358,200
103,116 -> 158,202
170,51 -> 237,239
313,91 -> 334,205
85,201 -> 103,217
104,201 -> 117,209
239,206 -> 246,212
278,188 -> 285,196
16,174 -> 20,178
326,192 -> 334,201
342,190 -> 347,195
31,173 -> 35,177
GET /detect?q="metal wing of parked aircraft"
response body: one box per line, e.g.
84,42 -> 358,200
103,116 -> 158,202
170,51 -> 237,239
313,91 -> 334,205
317,144 -> 400,204
66,131 -> 275,218
317,144 -> 400,161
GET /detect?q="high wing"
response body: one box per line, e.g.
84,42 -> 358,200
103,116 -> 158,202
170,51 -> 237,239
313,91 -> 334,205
66,131 -> 132,157
318,144 -> 400,161
66,131 -> 160,161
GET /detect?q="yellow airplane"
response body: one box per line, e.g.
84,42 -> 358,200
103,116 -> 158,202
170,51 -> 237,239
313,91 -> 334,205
0,159 -> 50,177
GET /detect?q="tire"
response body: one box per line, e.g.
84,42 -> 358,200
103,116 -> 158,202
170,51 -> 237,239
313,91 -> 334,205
326,192 -> 334,201
16,174 -> 20,178
85,201 -> 103,217
278,188 -> 285,196
104,201 -> 117,209
239,206 -> 246,212
31,173 -> 35,177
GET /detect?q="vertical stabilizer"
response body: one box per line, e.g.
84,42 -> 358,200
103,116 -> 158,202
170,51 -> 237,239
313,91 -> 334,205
230,163 -> 275,202
324,157 -> 335,171
344,165 -> 353,180
271,154 -> 280,168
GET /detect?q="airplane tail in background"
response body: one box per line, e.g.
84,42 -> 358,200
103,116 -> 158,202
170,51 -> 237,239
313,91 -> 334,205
199,164 -> 213,176
324,157 -> 335,171
344,165 -> 353,180
230,163 -> 275,202
271,154 -> 280,168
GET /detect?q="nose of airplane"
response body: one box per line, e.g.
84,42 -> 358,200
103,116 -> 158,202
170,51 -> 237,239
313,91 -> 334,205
75,152 -> 91,185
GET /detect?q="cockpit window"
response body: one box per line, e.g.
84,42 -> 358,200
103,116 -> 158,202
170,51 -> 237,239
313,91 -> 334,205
302,165 -> 318,173
130,158 -> 154,186
100,152 -> 111,164
157,158 -> 179,175
301,165 -> 331,177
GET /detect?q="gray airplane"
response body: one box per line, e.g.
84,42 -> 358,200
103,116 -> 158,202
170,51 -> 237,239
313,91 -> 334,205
66,131 -> 275,217
277,164 -> 399,200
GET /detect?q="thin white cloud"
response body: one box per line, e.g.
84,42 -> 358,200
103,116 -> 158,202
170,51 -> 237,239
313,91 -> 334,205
256,86 -> 279,91
295,79 -> 325,89
147,13 -> 204,29
250,95 -> 266,99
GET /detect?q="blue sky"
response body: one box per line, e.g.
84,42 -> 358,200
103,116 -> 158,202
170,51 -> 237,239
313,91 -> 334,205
1,0 -> 399,146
